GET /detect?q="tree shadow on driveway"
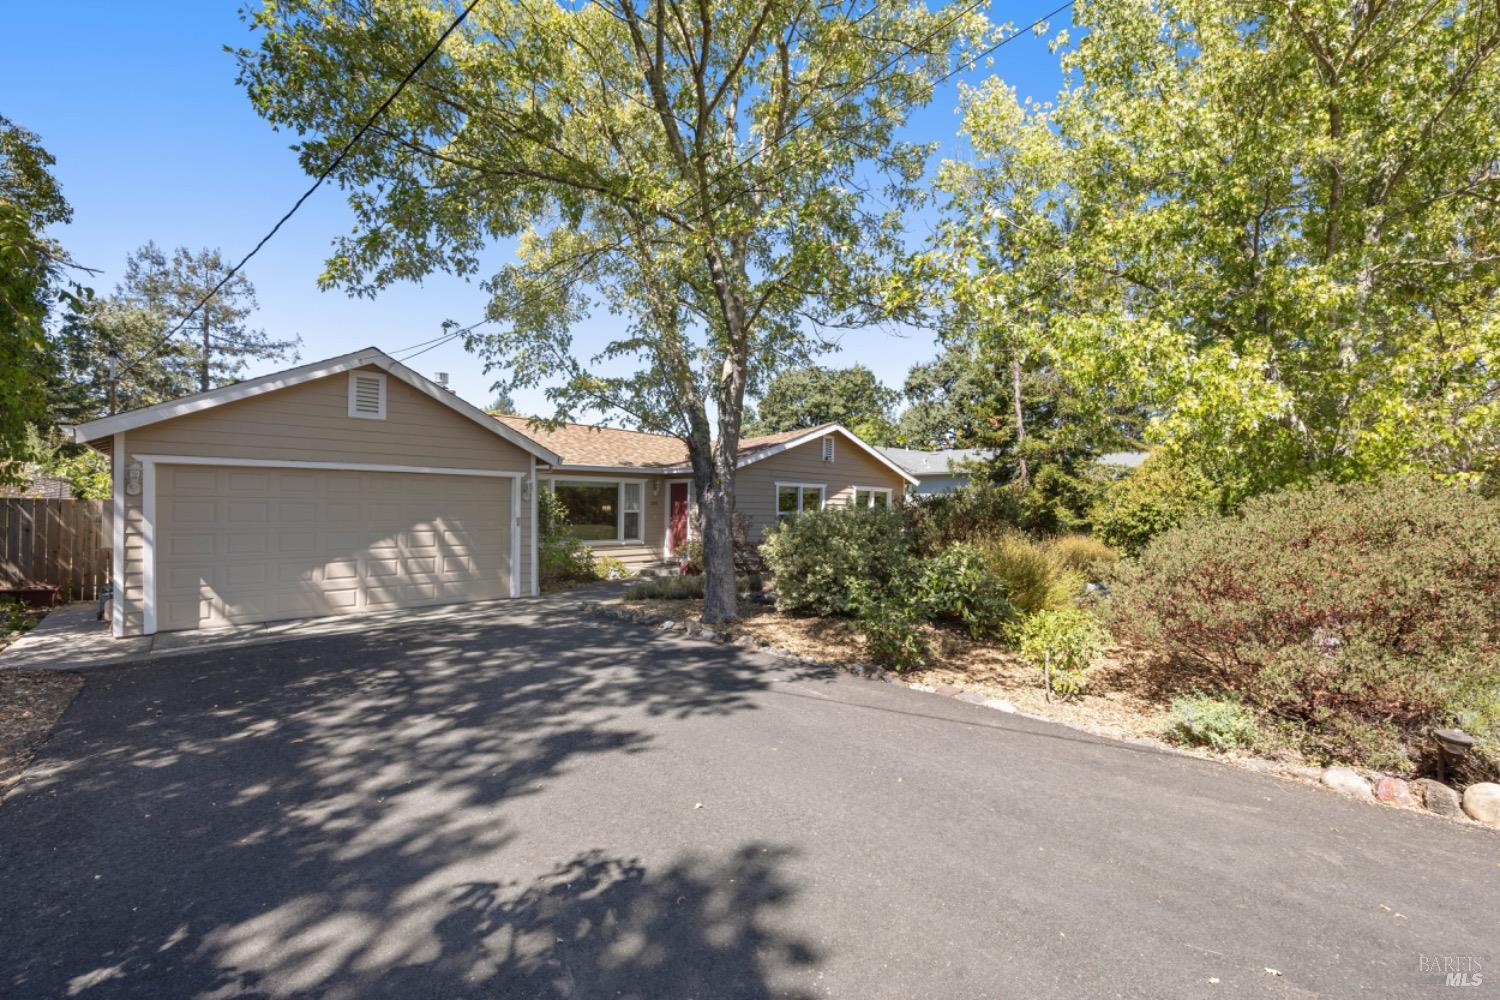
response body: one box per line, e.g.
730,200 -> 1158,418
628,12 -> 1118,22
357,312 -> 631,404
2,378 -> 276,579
0,605 -> 820,999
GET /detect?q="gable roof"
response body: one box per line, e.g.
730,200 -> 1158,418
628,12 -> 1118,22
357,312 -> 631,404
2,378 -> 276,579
879,446 -> 993,477
495,415 -> 918,484
493,415 -> 690,469
66,348 -> 565,466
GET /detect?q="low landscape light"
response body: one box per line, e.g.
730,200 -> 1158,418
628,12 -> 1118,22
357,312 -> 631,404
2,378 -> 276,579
1432,728 -> 1474,782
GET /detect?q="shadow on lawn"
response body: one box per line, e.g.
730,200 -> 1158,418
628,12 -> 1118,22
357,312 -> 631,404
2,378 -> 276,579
0,603 -> 820,999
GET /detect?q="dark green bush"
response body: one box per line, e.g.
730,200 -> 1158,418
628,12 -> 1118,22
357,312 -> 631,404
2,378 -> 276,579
1111,477 -> 1500,771
905,483 -> 1024,555
848,579 -> 929,672
538,488 -> 595,587
760,506 -> 913,616
912,543 -> 1015,639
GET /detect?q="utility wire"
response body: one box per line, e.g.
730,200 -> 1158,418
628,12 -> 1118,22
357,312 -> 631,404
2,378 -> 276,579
117,0 -> 483,381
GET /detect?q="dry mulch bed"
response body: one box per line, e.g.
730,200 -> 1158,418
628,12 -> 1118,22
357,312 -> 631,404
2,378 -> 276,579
614,595 -> 1190,747
0,668 -> 83,804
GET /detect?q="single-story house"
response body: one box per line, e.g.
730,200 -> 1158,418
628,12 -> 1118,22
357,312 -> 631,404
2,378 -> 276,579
69,347 -> 915,637
878,447 -> 993,495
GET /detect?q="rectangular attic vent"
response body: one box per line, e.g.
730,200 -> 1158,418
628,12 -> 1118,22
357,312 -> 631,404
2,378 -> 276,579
348,371 -> 387,419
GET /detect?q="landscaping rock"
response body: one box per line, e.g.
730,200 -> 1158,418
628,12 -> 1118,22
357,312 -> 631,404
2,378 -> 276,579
1321,766 -> 1374,800
1373,776 -> 1416,808
984,699 -> 1018,713
658,620 -> 677,631
956,692 -> 988,705
1461,783 -> 1500,827
1412,779 -> 1463,818
698,628 -> 717,641
935,684 -> 962,697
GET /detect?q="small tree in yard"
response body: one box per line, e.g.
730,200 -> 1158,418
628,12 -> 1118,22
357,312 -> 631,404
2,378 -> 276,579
1014,608 -> 1106,702
236,0 -> 992,622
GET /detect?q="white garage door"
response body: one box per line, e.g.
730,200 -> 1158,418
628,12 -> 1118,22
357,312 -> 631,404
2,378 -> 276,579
154,464 -> 514,632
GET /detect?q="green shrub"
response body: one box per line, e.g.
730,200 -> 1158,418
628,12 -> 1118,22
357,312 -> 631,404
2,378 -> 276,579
1090,455 -> 1218,555
1013,608 -> 1107,699
592,555 -> 632,580
1111,476 -> 1500,770
1164,694 -> 1260,751
761,506 -> 913,616
623,573 -> 764,601
913,543 -> 1015,639
976,533 -> 1082,615
849,579 -> 929,672
1045,533 -> 1120,580
906,483 -> 1024,555
538,489 -> 595,587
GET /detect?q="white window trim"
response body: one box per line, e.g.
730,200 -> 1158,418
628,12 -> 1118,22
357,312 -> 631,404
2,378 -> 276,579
135,454 -> 523,636
775,481 -> 827,519
544,476 -> 647,545
852,486 -> 893,508
111,433 -> 125,637
347,370 -> 387,419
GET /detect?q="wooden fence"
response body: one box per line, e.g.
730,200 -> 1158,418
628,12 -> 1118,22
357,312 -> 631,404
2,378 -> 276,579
0,499 -> 109,600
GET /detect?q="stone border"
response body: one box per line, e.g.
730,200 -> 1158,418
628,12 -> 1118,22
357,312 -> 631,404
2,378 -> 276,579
574,599 -> 1499,831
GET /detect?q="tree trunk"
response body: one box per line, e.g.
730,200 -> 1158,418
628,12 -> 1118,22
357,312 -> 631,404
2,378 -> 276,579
699,473 -> 737,623
200,310 -> 211,393
1010,355 -> 1029,485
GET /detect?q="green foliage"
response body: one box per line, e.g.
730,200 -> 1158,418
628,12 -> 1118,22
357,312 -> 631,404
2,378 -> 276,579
1043,534 -> 1119,581
895,345 -> 1001,450
848,579 -> 929,672
1164,694 -> 1260,752
1013,608 -> 1107,698
906,483 -> 1024,555
592,555 -> 632,581
975,533 -> 1081,616
624,573 -> 764,601
0,598 -> 40,639
1,116 -> 84,481
746,366 -> 898,442
912,543 -> 1014,639
537,487 -> 595,587
1089,456 -> 1219,555
1111,477 -> 1500,770
760,506 -> 913,617
929,1 -> 1500,501
237,0 -> 995,621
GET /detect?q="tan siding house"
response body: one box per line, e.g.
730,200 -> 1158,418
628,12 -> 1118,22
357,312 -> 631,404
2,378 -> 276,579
71,348 -> 915,637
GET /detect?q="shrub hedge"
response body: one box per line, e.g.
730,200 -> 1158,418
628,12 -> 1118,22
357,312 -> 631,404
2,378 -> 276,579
1111,477 -> 1500,771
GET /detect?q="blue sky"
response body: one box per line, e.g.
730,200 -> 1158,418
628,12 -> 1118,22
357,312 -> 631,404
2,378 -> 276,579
3,1 -> 1067,418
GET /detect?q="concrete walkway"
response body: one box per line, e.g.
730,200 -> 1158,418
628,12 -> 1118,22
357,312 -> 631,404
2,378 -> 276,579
0,584 -> 629,672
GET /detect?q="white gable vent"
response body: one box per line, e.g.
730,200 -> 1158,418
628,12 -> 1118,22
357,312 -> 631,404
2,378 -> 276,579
821,436 -> 836,462
348,371 -> 387,419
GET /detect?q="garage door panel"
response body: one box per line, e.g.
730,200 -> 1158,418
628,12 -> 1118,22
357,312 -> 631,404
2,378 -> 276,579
155,465 -> 512,632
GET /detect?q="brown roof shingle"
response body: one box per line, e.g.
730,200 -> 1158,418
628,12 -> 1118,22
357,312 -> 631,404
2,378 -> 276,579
493,415 -> 841,470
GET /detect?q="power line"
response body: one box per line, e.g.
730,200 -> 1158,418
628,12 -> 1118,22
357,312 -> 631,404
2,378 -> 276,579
117,0 -> 483,381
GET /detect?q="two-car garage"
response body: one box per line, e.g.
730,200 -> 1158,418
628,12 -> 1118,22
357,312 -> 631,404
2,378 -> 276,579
72,349 -> 561,638
151,463 -> 516,632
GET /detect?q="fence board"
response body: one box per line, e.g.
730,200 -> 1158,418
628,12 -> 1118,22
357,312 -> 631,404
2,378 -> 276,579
0,499 -> 109,600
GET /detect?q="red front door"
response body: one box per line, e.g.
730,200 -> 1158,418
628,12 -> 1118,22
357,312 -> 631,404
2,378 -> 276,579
669,482 -> 690,554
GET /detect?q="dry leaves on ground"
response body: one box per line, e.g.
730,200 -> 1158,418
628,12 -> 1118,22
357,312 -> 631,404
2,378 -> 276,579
0,669 -> 83,805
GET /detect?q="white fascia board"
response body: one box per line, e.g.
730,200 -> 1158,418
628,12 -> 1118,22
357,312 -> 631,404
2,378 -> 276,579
68,347 -> 566,467
737,425 -> 921,485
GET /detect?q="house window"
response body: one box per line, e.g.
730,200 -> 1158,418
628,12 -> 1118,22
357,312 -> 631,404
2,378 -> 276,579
776,483 -> 825,521
550,479 -> 645,542
854,487 -> 891,509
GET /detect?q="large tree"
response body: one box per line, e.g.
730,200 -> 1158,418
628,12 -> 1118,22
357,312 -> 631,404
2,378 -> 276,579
0,117 -> 87,482
237,0 -> 991,620
931,0 -> 1500,502
45,243 -> 299,423
745,365 -> 898,443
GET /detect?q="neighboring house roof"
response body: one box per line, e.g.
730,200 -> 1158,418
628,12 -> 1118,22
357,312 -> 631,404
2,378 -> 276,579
879,447 -> 993,477
65,348 -> 565,466
1097,451 -> 1150,469
499,415 -> 919,484
0,475 -> 74,499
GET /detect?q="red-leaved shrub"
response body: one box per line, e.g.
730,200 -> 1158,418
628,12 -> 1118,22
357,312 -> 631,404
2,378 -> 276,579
1111,477 -> 1500,771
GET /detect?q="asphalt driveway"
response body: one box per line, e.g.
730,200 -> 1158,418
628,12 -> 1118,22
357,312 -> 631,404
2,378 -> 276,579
1,600 -> 1494,999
